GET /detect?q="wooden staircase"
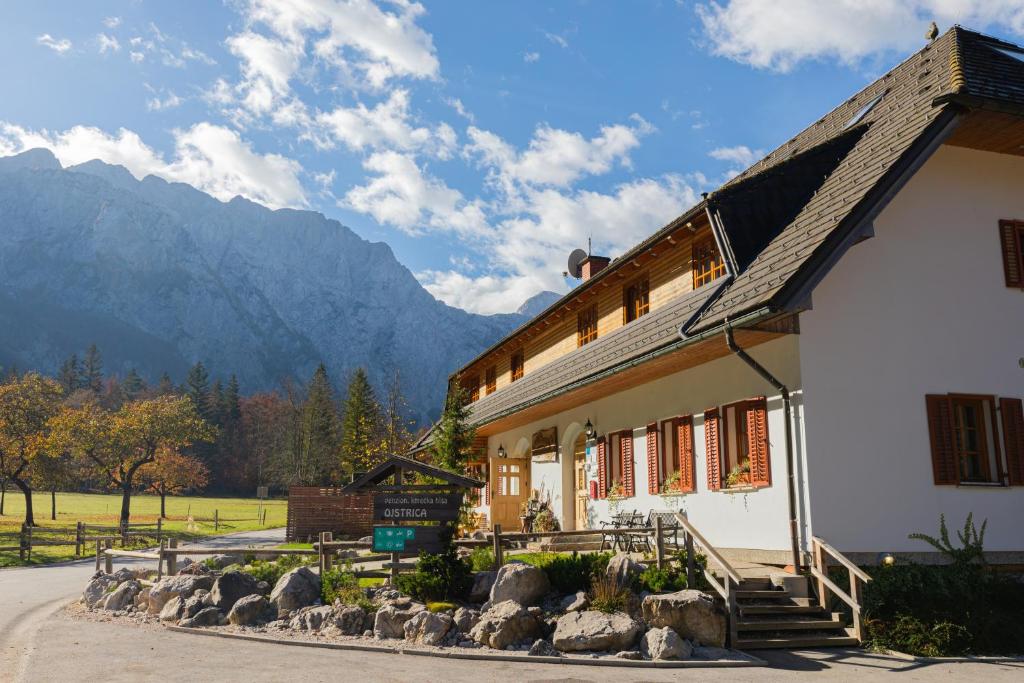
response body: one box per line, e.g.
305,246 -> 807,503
732,576 -> 859,649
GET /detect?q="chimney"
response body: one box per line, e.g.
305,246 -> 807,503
580,255 -> 611,281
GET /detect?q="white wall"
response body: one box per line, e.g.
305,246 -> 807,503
799,145 -> 1024,553
483,334 -> 808,552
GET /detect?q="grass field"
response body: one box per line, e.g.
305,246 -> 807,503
0,490 -> 287,567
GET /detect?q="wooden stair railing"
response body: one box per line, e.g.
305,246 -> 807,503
673,512 -> 743,646
809,536 -> 873,642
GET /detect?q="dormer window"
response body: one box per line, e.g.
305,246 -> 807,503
510,351 -> 524,382
485,366 -> 497,395
577,305 -> 598,347
623,277 -> 649,324
693,236 -> 726,288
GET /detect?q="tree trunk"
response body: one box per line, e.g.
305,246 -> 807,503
51,488 -> 56,521
119,482 -> 132,528
12,477 -> 33,527
1,480 -> 5,515
160,489 -> 166,519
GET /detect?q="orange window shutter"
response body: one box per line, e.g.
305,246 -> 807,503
597,437 -> 608,499
747,397 -> 771,487
925,394 -> 958,484
677,416 -> 695,492
484,480 -> 490,505
999,220 -> 1023,288
1001,397 -> 1024,486
622,431 -> 635,497
646,423 -> 659,495
705,408 -> 722,491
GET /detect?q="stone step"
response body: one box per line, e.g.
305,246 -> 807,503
737,614 -> 846,632
735,634 -> 860,650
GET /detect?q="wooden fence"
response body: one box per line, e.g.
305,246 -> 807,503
0,521 -> 163,561
286,487 -> 373,542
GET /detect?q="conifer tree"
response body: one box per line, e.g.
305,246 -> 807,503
223,375 -> 242,422
210,379 -> 225,425
381,371 -> 415,456
157,373 -> 175,396
341,368 -> 383,475
122,368 -> 144,401
58,354 -> 81,393
81,344 -> 103,393
186,362 -> 211,419
302,364 -> 339,485
431,377 -> 476,474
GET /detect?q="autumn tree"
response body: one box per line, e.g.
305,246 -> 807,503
0,373 -> 64,526
239,392 -> 292,491
33,449 -> 77,521
140,447 -> 209,518
431,377 -> 476,475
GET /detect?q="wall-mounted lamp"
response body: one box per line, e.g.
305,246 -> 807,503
877,551 -> 896,567
497,444 -> 507,458
584,419 -> 595,439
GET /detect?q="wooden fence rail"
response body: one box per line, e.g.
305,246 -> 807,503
0,520 -> 164,561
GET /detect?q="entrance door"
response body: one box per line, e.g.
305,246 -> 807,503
574,433 -> 589,530
491,458 -> 530,531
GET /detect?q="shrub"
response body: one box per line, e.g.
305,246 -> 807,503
673,547 -> 710,591
427,601 -> 457,613
866,615 -> 971,657
588,573 -> 629,613
322,561 -> 372,610
469,547 -> 496,571
238,554 -> 311,586
542,552 -> 611,594
637,565 -> 686,593
395,545 -> 473,603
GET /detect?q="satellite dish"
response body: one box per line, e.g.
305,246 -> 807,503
567,248 -> 588,279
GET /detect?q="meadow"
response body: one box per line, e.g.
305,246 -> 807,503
0,490 -> 286,567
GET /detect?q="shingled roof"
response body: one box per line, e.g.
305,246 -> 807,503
427,26 -> 1024,436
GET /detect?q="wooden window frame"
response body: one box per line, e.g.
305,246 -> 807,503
710,398 -> 770,490
510,351 -> 524,382
999,219 -> 1024,288
656,417 -> 695,494
927,393 -> 1006,486
485,366 -> 497,395
622,276 -> 650,324
604,430 -> 634,498
577,304 -> 598,347
468,375 -> 481,403
692,235 -> 726,288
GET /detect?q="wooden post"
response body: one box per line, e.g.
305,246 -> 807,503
324,532 -> 333,573
95,539 -> 102,572
685,531 -> 696,587
157,540 -> 166,579
104,539 -> 113,573
261,509 -> 267,526
812,539 -> 830,610
214,509 -> 219,531
492,524 -> 504,567
167,538 -> 178,575
121,522 -> 128,547
75,521 -> 83,557
156,518 -> 162,545
654,516 -> 665,569
850,574 -> 864,641
725,576 -> 739,648
19,524 -> 26,562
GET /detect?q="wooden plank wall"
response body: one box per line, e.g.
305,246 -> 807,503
286,487 -> 373,542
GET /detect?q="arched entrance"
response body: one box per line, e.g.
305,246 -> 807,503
572,431 -> 589,530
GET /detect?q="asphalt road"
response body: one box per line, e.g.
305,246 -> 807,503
2,530 -> 1021,682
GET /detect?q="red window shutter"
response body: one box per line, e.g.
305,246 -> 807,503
621,431 -> 635,497
747,397 -> 771,487
925,394 -> 958,485
677,416 -> 695,493
597,437 -> 608,499
999,220 -> 1023,288
705,409 -> 722,491
1001,397 -> 1024,486
646,423 -> 659,494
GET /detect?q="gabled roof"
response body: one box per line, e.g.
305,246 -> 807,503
341,455 -> 484,492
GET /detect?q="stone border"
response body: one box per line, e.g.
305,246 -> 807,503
881,649 -> 1024,664
167,626 -> 766,668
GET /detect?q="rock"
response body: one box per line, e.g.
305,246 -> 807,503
182,593 -> 211,620
290,605 -> 335,631
206,554 -> 242,569
373,601 -> 426,639
641,626 -> 692,660
147,574 -> 214,614
177,561 -> 211,576
210,571 -> 260,611
178,606 -> 221,628
134,587 -> 151,610
470,571 -> 497,603
333,605 -> 367,636
270,566 -> 321,613
489,563 -> 550,606
255,581 -> 271,596
528,639 -> 561,657
98,580 -> 141,611
83,574 -> 116,608
111,567 -> 135,584
453,607 -> 480,634
159,596 -> 185,622
616,650 -> 643,660
403,610 -> 453,646
551,610 -> 642,652
606,555 -> 645,588
228,594 -> 272,626
560,591 -> 589,612
469,600 -> 541,650
641,590 -> 726,648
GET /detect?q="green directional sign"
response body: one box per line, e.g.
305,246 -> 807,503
373,526 -> 416,552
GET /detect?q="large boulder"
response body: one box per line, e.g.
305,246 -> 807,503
606,555 -> 645,588
270,566 -> 321,614
641,590 -> 726,648
560,591 -> 589,613
403,610 -> 453,646
97,580 -> 141,611
228,594 -> 273,626
159,596 -> 186,622
332,605 -> 368,636
641,626 -> 692,660
489,563 -> 550,606
470,571 -> 497,603
210,571 -> 260,611
82,574 -> 116,608
178,606 -> 222,628
528,639 -> 561,657
147,574 -> 214,614
206,554 -> 243,570
290,605 -> 335,631
453,607 -> 480,634
373,601 -> 426,639
469,600 -> 541,650
551,610 -> 642,652
181,592 -> 211,620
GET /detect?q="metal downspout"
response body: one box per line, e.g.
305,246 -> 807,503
724,322 -> 802,574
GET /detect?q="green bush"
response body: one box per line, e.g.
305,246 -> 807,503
867,615 -> 971,657
469,547 -> 496,571
395,545 -> 473,603
237,554 -> 312,586
541,552 -> 611,594
322,561 -> 373,610
588,573 -> 629,613
637,565 -> 686,593
427,601 -> 457,613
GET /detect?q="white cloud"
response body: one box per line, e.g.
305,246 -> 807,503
103,16 -> 121,29
146,92 -> 183,111
544,31 -> 569,49
315,89 -> 456,157
130,51 -> 145,63
696,0 -> 1024,72
708,144 -> 762,168
444,97 -> 474,123
37,34 -> 72,54
181,45 -> 216,65
0,121 -> 307,209
523,51 -> 540,63
97,34 -> 121,54
226,31 -> 302,115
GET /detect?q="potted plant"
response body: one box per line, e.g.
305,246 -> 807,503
607,480 -> 626,499
725,459 -> 751,488
661,471 -> 683,495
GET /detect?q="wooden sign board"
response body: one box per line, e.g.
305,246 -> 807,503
532,426 -> 558,462
256,486 -> 268,499
373,493 -> 462,522
372,525 -> 449,554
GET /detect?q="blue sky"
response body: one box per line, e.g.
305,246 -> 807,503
2,1 -> 1023,313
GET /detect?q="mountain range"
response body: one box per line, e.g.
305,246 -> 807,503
0,148 -> 559,423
